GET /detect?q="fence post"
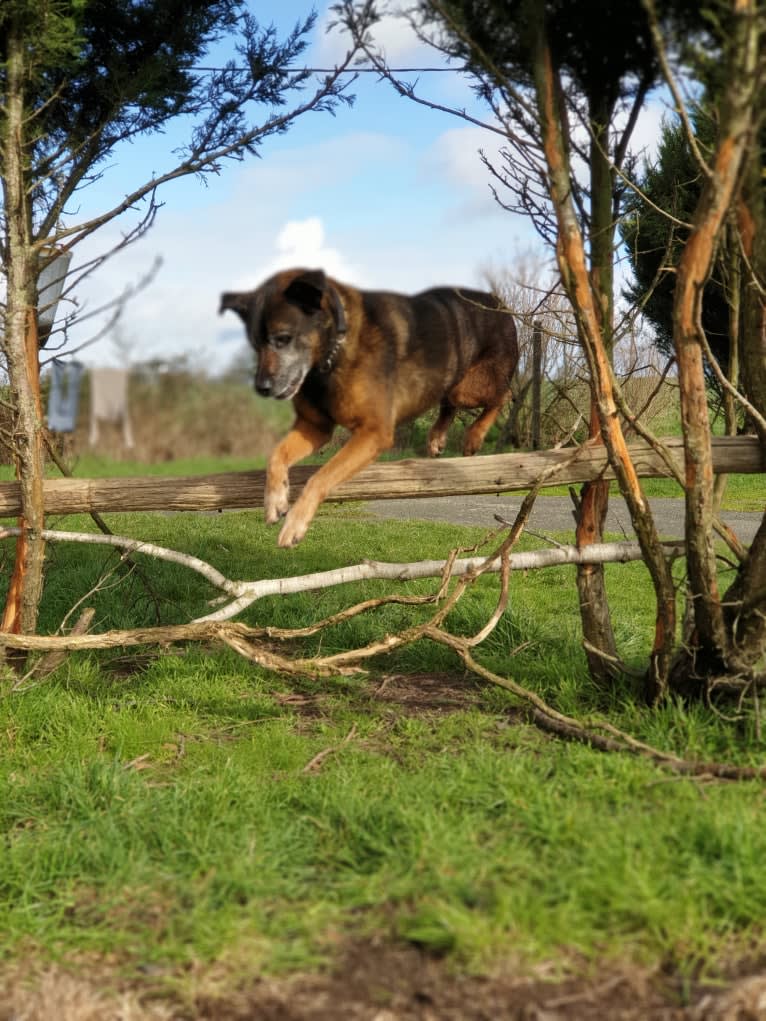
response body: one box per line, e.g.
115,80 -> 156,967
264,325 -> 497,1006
531,319 -> 542,450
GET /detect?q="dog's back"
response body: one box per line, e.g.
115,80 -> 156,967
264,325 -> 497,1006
411,285 -> 516,382
349,285 -> 517,424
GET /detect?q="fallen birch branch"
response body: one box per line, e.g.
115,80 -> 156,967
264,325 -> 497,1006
0,525 -> 686,623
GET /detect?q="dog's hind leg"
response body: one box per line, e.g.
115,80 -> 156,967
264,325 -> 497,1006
427,398 -> 457,457
448,358 -> 513,455
462,399 -> 508,456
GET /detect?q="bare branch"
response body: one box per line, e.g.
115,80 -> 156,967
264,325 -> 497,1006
0,525 -> 685,624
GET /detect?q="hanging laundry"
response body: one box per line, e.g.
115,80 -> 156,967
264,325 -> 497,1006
89,367 -> 134,448
47,359 -> 84,433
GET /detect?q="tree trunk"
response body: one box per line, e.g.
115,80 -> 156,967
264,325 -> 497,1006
712,222 -> 741,511
668,0 -> 763,693
530,17 -> 676,697
738,163 -> 766,453
718,87 -> 766,682
0,21 -> 47,641
574,100 -> 619,684
531,321 -> 542,450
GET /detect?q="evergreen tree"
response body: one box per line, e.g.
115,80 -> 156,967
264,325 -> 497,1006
621,103 -> 741,381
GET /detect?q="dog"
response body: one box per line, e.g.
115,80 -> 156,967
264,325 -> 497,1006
220,268 -> 518,547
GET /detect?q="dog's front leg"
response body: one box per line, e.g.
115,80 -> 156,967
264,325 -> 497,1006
265,418 -> 333,524
278,428 -> 388,548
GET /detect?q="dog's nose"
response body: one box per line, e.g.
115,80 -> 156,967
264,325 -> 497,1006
256,382 -> 272,396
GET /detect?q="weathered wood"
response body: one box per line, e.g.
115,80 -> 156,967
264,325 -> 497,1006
0,436 -> 762,517
531,320 -> 542,450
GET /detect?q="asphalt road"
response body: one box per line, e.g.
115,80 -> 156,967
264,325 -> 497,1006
368,493 -> 763,544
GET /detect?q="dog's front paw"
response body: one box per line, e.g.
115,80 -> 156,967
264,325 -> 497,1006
264,479 -> 290,524
276,491 -> 319,547
277,507 -> 310,548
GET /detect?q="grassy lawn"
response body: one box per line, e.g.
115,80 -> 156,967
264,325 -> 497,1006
1,468 -> 765,1012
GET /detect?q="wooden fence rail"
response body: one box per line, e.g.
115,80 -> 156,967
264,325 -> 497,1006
0,436 -> 762,517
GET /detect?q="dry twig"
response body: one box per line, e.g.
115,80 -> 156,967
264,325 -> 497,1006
301,724 -> 359,774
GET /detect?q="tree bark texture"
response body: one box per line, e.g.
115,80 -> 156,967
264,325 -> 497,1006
573,100 -> 619,683
1,23 -> 47,638
712,221 -> 741,511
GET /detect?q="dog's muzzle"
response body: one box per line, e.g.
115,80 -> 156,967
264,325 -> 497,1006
256,369 -> 306,400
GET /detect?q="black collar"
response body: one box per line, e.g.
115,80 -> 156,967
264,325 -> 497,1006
320,286 -> 348,373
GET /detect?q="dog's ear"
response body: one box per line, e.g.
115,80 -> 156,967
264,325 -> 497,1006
219,291 -> 252,323
284,270 -> 327,314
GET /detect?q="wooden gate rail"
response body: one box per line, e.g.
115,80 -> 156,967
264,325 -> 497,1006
0,436 -> 762,517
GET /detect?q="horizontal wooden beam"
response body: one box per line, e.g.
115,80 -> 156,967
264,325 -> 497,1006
0,436 -> 762,517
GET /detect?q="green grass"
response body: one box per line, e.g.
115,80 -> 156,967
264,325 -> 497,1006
639,471 -> 765,511
0,452 -> 270,480
516,473 -> 764,511
1,499 -> 765,992
2,645 -> 765,977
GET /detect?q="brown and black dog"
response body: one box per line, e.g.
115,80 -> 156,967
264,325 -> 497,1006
220,268 -> 518,547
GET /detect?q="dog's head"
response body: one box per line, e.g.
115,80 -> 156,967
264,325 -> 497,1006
219,269 -> 347,400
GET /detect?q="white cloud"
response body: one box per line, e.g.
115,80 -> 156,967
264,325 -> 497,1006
363,10 -> 431,64
314,2 -> 435,68
266,216 -> 358,281
421,126 -> 505,216
277,217 -> 324,254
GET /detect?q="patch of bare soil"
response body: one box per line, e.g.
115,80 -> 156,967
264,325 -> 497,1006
194,943 -> 766,1021
269,673 -> 489,739
3,943 -> 766,1021
367,672 -> 484,716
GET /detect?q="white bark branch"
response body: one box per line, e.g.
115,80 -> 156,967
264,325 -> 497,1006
0,525 -> 686,625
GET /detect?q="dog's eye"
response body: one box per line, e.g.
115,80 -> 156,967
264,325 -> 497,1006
271,332 -> 292,349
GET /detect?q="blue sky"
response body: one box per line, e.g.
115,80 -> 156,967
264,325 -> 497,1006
61,2 -> 663,368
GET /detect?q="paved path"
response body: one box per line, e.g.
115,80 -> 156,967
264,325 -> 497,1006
368,493 -> 763,543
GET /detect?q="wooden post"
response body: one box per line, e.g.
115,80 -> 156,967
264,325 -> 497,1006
531,319 -> 542,450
